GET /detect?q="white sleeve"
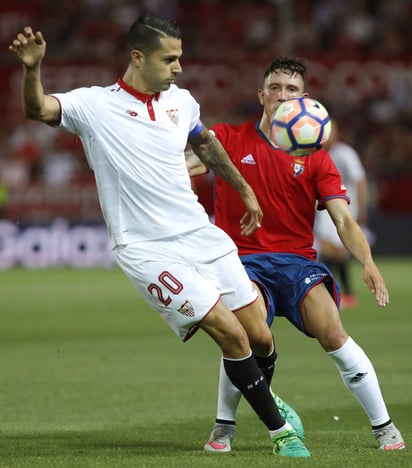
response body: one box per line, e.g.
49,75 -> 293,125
51,87 -> 98,136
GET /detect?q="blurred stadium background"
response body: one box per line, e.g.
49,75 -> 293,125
1,0 -> 412,269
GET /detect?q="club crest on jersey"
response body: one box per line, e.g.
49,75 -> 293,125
292,158 -> 305,177
166,109 -> 179,125
178,300 -> 195,317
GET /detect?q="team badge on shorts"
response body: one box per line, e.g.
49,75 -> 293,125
304,272 -> 327,284
166,109 -> 179,125
178,300 -> 195,317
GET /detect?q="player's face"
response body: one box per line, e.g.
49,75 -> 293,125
140,37 -> 183,93
258,70 -> 306,126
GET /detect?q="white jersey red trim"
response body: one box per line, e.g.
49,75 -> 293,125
52,82 -> 209,246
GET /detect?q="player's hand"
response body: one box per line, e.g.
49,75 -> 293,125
239,184 -> 263,236
363,261 -> 389,307
9,26 -> 46,68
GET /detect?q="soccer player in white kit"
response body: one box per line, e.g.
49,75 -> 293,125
9,14 -> 311,457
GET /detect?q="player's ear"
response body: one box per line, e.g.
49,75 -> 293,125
131,49 -> 145,67
257,89 -> 264,105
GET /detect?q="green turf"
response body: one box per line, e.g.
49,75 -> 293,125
0,258 -> 411,467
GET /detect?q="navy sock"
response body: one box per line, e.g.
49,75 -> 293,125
253,350 -> 277,385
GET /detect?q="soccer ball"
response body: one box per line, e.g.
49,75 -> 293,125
270,97 -> 332,156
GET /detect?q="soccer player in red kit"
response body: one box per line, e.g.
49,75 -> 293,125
187,57 -> 405,452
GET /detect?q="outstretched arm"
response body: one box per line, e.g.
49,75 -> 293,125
189,127 -> 262,236
9,26 -> 60,124
356,177 -> 368,226
326,198 -> 389,307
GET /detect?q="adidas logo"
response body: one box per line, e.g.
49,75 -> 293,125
241,154 -> 256,165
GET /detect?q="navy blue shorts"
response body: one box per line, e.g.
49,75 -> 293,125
241,252 -> 341,336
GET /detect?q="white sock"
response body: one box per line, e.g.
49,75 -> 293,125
216,356 -> 241,422
269,422 -> 292,439
328,336 -> 390,426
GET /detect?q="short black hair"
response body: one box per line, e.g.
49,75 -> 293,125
126,14 -> 182,55
264,57 -> 307,81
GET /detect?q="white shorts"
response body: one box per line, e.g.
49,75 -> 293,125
114,224 -> 257,341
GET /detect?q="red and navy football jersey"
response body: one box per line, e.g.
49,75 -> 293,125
212,121 -> 348,259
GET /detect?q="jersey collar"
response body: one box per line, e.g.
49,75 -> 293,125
117,78 -> 160,103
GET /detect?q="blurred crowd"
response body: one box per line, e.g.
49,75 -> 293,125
2,0 -> 410,65
1,0 -> 412,217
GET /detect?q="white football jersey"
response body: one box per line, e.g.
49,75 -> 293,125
52,82 -> 209,246
327,141 -> 365,219
314,141 -> 366,247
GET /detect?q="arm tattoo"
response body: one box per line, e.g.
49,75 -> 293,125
192,134 -> 247,192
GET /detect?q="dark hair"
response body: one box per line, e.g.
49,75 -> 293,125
264,57 -> 307,81
126,14 -> 182,55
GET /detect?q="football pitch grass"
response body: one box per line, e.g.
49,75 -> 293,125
1,258 -> 411,467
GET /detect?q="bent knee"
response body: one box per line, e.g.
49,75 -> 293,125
199,303 -> 251,357
317,327 -> 348,352
248,325 -> 273,355
235,301 -> 272,353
